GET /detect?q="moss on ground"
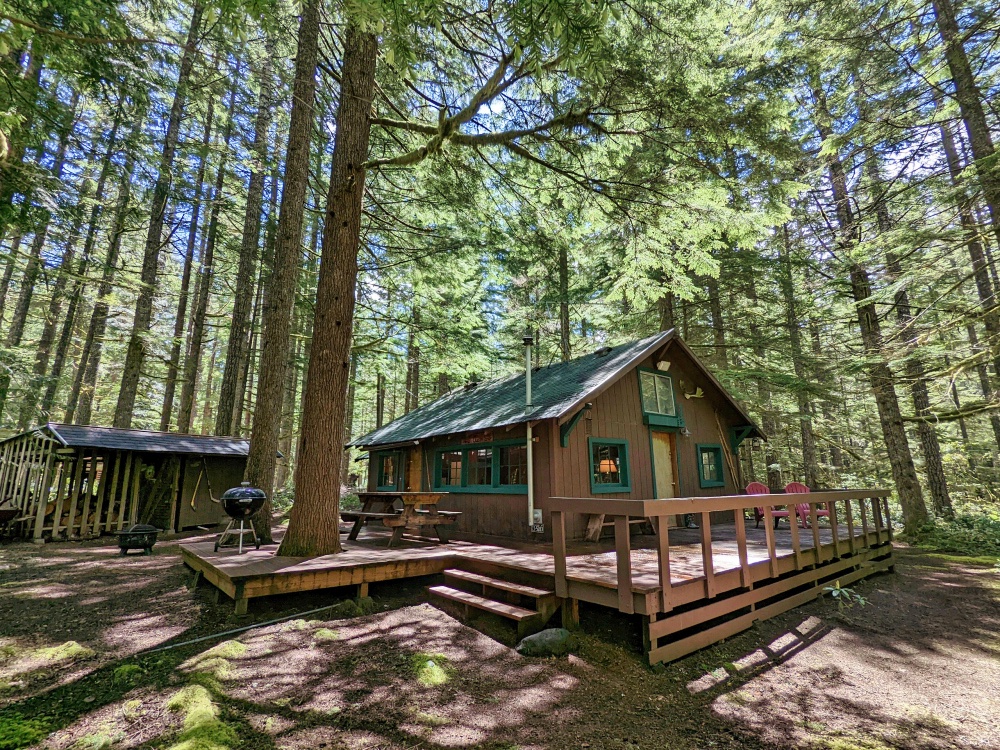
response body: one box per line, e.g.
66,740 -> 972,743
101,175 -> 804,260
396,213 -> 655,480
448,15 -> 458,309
410,653 -> 451,687
314,628 -> 340,642
0,714 -> 49,750
34,641 -> 94,663
113,663 -> 144,686
165,685 -> 236,750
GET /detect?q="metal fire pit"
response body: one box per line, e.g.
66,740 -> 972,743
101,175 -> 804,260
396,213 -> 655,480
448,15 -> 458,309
116,524 -> 160,556
215,483 -> 266,553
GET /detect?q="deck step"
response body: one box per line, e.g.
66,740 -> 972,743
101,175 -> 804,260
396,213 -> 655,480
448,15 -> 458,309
428,585 -> 538,621
443,568 -> 554,599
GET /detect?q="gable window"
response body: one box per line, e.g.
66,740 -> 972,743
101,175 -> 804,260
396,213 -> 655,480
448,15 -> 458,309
638,369 -> 683,428
438,450 -> 462,486
432,440 -> 529,493
696,444 -> 725,488
376,452 -> 401,491
589,438 -> 631,494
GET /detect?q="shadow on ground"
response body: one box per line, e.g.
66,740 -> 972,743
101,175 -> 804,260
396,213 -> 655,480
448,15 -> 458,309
1,535 -> 998,750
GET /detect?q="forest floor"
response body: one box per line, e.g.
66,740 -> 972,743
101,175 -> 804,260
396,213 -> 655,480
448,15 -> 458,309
0,532 -> 998,750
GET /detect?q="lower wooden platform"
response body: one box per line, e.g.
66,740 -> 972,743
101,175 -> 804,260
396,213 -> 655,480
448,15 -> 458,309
181,518 -> 893,661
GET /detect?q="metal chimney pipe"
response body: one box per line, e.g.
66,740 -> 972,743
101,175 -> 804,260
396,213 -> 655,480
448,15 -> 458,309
523,332 -> 536,533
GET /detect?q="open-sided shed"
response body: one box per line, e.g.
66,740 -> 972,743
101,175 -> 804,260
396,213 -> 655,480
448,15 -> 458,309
0,424 -> 250,541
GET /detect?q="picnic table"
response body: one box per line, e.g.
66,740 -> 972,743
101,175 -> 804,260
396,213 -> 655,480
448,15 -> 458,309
342,491 -> 459,547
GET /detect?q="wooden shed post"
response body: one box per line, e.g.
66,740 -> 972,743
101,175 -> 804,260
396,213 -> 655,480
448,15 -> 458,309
66,452 -> 86,538
80,450 -> 98,537
31,447 -> 56,542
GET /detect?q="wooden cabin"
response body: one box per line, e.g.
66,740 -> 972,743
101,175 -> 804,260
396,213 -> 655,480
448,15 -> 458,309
0,424 -> 250,541
352,331 -> 764,541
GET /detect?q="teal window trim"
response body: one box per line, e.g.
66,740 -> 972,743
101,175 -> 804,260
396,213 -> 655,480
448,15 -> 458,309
696,443 -> 725,488
375,450 -> 401,491
637,368 -> 684,428
589,437 -> 631,494
431,438 -> 529,494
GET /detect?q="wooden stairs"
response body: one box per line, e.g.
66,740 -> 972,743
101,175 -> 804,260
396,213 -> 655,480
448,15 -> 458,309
429,567 -> 562,638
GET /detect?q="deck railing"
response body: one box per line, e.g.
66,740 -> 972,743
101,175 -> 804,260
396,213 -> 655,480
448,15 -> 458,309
546,490 -> 893,615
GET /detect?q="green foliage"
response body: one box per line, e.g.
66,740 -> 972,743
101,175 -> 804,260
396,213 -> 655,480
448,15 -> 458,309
0,713 -> 48,750
914,512 -> 1000,559
823,581 -> 868,611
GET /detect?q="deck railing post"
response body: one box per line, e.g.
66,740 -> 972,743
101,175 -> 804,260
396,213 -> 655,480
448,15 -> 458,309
654,514 -> 672,612
827,499 -> 841,559
763,504 -> 778,578
859,497 -> 871,548
700,511 -> 716,598
871,497 -> 883,546
552,509 -> 568,598
787,501 -> 803,570
733,504 -> 751,589
844,498 -> 856,555
614,515 -> 634,614
808,503 -> 822,564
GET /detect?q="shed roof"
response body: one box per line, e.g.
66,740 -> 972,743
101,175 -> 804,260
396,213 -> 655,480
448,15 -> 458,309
352,330 -> 762,449
3,423 -> 251,456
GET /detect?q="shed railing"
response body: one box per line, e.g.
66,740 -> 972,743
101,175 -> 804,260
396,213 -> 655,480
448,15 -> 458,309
546,490 -> 893,615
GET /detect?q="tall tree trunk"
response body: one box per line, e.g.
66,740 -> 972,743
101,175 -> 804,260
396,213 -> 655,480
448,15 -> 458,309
0,233 -> 23,323
20,106 -> 123,427
778,227 -> 819,488
342,352 -> 358,486
558,242 -> 570,361
936,102 -> 1000,454
244,0 -> 321,542
40,103 -> 129,421
0,102 -> 76,421
199,337 -> 219,434
658,291 -> 675,332
162,99 -> 214,431
216,52 -> 276,436
812,79 -> 928,533
865,151 -> 952,516
178,75 -> 238,434
404,307 -> 420,413
279,24 -> 377,557
932,0 -> 1000,251
275,306 -> 303,490
69,123 -> 140,424
376,371 -> 386,428
114,1 -> 203,428
705,274 -> 727,369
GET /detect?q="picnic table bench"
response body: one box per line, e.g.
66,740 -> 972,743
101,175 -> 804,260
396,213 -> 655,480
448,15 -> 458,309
342,492 -> 459,547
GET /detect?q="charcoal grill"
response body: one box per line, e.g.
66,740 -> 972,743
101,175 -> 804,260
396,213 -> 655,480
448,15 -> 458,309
214,483 -> 265,554
116,524 -> 160,555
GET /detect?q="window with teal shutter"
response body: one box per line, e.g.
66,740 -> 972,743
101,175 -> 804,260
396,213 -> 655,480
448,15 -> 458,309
696,444 -> 725,488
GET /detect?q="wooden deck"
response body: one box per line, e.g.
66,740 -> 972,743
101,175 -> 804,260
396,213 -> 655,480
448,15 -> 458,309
181,491 -> 894,664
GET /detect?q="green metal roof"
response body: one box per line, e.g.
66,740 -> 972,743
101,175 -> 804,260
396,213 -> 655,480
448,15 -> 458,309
353,331 -> 679,448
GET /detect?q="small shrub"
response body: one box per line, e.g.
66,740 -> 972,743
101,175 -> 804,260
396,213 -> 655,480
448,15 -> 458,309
824,581 -> 868,611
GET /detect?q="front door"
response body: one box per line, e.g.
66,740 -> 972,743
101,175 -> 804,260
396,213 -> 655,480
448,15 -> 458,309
651,430 -> 680,527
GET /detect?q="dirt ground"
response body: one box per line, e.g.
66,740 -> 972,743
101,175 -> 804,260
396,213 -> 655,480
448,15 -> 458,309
0,532 -> 998,750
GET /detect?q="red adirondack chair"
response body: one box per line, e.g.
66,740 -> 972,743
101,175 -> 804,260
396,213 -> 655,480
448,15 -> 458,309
747,482 -> 794,529
784,482 -> 831,526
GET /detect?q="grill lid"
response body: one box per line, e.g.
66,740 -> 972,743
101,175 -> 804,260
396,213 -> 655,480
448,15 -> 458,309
221,482 -> 267,501
220,482 -> 267,518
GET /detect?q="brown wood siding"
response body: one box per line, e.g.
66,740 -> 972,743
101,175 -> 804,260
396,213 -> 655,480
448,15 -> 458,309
177,456 -> 245,529
362,339 -> 754,540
